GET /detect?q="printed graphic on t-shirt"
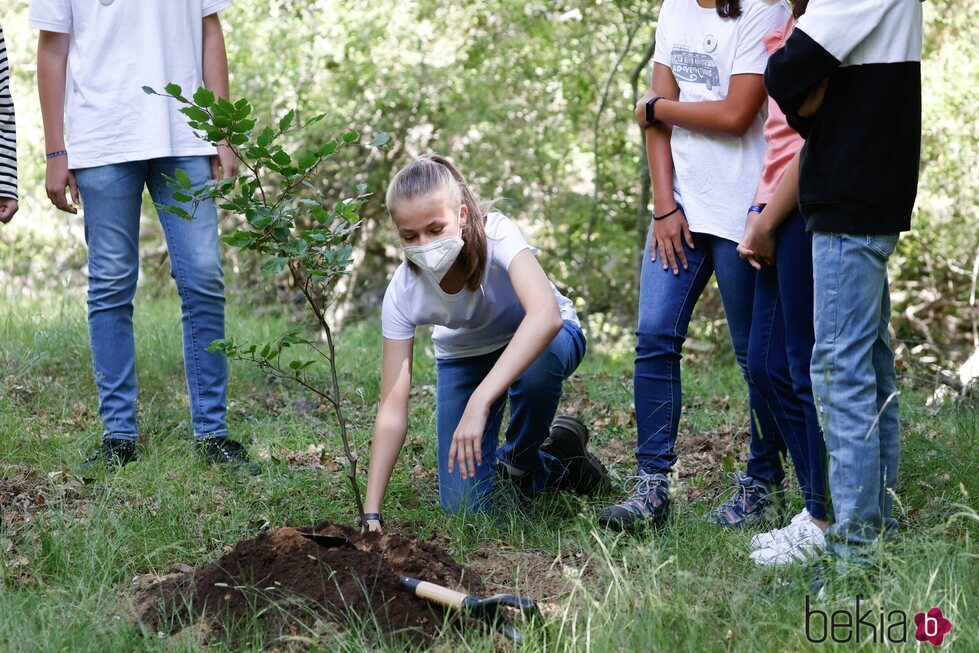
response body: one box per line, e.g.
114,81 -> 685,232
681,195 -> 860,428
671,46 -> 720,90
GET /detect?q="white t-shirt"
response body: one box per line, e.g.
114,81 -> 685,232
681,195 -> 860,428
382,212 -> 580,360
653,0 -> 789,243
29,0 -> 231,170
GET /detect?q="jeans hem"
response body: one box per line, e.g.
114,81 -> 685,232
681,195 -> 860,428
103,432 -> 138,442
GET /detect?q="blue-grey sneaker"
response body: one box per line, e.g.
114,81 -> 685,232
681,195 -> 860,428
711,471 -> 783,527
598,471 -> 670,531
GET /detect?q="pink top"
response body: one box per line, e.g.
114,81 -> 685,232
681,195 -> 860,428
756,16 -> 805,204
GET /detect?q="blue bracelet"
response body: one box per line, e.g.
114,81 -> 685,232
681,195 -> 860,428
748,204 -> 765,215
46,149 -> 68,160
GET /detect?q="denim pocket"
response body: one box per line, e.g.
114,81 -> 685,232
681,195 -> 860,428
865,233 -> 900,259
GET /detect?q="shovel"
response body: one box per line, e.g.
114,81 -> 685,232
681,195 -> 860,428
400,575 -> 541,642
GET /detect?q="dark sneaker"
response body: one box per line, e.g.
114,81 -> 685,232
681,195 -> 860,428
710,471 -> 783,527
82,438 -> 138,477
196,437 -> 259,474
598,471 -> 670,531
540,415 -> 610,495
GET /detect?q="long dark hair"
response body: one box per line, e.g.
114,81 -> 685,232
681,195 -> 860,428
385,154 -> 489,292
715,0 -> 742,19
792,0 -> 809,18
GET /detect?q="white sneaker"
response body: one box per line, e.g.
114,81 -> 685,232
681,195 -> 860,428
750,509 -> 810,550
750,520 -> 826,566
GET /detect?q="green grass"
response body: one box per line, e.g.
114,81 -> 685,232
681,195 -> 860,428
1,285 -> 976,652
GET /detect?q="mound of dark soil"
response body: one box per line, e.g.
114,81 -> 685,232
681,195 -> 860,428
135,523 -> 484,645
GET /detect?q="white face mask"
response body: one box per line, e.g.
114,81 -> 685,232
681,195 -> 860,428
403,229 -> 464,283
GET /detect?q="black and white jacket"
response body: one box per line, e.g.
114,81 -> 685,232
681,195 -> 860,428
0,25 -> 16,201
765,0 -> 923,234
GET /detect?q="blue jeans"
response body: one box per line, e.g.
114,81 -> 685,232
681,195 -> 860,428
435,320 -> 586,513
74,156 -> 228,442
634,227 -> 785,487
748,210 -> 829,520
811,232 -> 900,564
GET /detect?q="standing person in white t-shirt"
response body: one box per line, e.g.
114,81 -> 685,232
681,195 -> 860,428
599,0 -> 790,532
31,0 -> 253,472
360,155 -> 608,530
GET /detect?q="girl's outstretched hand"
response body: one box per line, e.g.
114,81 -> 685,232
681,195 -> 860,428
447,400 -> 488,480
365,519 -> 383,534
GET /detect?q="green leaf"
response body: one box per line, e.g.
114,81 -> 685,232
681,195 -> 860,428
205,131 -> 228,145
244,145 -> 272,160
157,203 -> 193,221
171,191 -> 193,203
272,150 -> 292,166
142,86 -> 157,95
319,141 -> 338,157
164,83 -> 184,97
234,118 -> 257,133
342,130 -> 360,144
297,152 -> 318,170
261,257 -> 289,274
230,133 -> 249,146
278,109 -> 296,132
370,132 -> 391,147
212,101 -> 231,118
257,127 -> 276,148
180,106 -> 210,122
174,168 -> 192,189
193,87 -> 215,108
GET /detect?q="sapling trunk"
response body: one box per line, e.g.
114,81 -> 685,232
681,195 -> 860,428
292,264 -> 366,524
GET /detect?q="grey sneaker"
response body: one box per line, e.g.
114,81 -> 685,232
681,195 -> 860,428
710,471 -> 783,527
598,471 -> 670,531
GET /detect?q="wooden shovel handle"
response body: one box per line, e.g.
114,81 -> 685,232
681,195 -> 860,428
412,580 -> 471,609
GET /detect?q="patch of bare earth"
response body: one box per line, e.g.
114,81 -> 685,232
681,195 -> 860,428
465,544 -> 596,608
2,469 -> 87,579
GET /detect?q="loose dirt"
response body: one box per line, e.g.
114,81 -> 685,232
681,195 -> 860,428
135,523 -> 484,645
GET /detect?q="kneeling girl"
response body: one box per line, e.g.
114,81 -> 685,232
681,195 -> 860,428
362,155 -> 606,530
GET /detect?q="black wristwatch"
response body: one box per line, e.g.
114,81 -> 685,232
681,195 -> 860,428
359,512 -> 384,527
646,96 -> 665,126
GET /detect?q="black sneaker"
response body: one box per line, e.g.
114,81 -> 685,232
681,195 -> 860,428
82,438 -> 138,477
540,415 -> 610,495
196,437 -> 259,474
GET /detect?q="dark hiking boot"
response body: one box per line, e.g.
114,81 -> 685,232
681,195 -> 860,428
540,415 -> 610,495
